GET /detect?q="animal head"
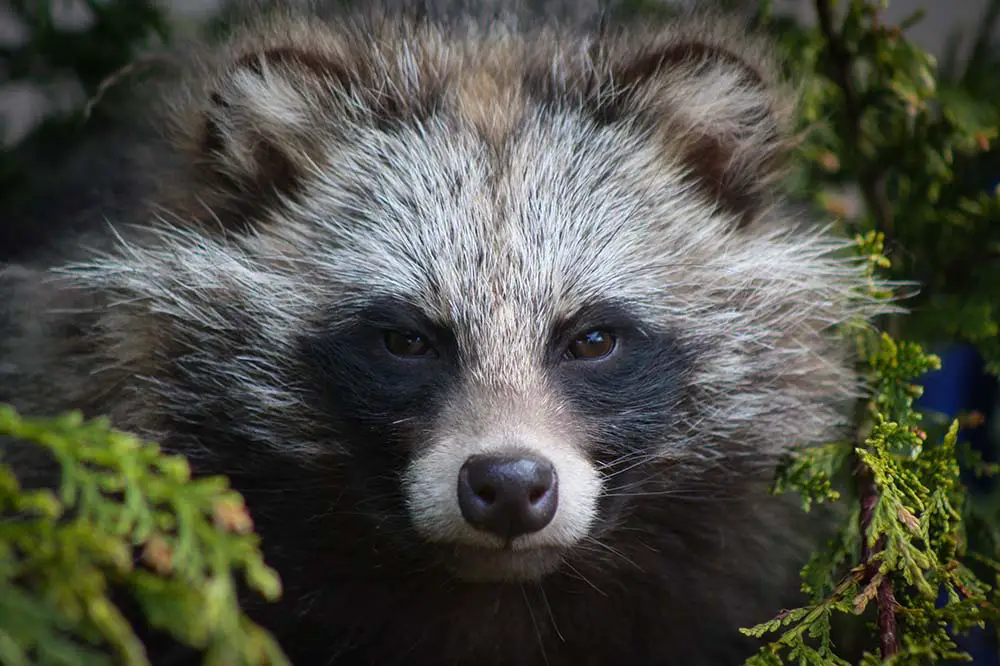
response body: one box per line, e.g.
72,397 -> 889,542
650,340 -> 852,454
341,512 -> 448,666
43,8 -> 877,582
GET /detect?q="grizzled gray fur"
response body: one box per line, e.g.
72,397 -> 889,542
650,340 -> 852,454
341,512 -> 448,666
1,1 -> 886,664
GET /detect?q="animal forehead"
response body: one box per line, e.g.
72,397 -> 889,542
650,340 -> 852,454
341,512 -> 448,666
295,112 -> 672,323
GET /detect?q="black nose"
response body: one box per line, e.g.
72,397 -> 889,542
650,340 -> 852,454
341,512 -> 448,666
457,453 -> 558,539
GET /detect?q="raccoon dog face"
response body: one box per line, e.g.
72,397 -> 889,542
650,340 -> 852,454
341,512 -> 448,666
292,114 -> 694,582
27,10 -> 874,588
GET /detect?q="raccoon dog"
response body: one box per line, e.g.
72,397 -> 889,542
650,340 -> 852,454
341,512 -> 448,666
0,1 -> 882,664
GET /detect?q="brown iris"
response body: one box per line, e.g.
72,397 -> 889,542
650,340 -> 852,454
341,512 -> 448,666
385,331 -> 434,357
567,329 -> 616,360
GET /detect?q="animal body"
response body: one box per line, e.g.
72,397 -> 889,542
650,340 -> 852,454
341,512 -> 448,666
1,1 -> 883,664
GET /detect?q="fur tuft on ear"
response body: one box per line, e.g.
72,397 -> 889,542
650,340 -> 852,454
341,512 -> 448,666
154,12 -> 449,230
145,32 -> 350,230
193,43 -> 349,216
589,14 -> 796,227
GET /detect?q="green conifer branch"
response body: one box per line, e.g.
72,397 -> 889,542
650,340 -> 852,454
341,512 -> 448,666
813,4 -> 907,649
740,0 -> 1000,660
0,405 -> 289,666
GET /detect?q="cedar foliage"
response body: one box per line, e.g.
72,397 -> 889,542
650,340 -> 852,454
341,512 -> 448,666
0,407 -> 287,666
0,0 -> 999,664
737,0 -> 1000,663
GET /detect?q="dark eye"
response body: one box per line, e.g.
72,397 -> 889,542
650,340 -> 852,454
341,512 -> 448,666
385,331 -> 436,357
566,329 -> 616,360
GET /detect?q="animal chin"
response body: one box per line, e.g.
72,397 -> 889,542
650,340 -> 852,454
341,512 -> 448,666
444,544 -> 567,583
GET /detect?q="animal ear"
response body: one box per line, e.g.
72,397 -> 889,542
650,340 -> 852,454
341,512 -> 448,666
595,19 -> 794,227
170,31 -> 439,229
191,45 -> 350,213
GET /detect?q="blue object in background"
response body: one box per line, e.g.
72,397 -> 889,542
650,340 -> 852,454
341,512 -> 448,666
919,345 -> 982,418
917,344 -> 1000,665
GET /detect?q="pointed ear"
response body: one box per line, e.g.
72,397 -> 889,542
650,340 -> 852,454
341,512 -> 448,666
593,18 -> 795,227
189,45 -> 351,214
163,24 -> 443,229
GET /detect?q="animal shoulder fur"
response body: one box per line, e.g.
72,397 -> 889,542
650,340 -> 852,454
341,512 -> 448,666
1,2 -> 882,665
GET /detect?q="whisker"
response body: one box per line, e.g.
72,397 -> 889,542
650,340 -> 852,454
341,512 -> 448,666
536,582 -> 565,643
584,537 -> 645,573
520,583 -> 549,666
562,560 -> 608,597
594,450 -> 651,472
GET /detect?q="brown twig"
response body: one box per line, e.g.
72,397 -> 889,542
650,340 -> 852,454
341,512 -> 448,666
81,53 -> 176,121
816,3 -> 902,657
850,387 -> 900,660
856,458 -> 900,660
